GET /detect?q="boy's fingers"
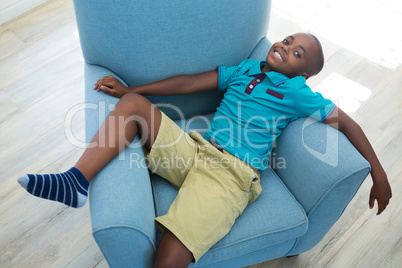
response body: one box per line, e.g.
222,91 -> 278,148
377,203 -> 386,215
369,194 -> 375,209
378,199 -> 390,215
96,82 -> 103,91
100,85 -> 113,94
376,201 -> 381,215
102,80 -> 115,88
95,76 -> 118,91
94,79 -> 103,89
94,76 -> 112,89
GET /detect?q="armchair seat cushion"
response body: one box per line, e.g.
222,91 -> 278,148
151,115 -> 308,266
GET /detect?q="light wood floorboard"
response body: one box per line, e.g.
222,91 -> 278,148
0,0 -> 400,267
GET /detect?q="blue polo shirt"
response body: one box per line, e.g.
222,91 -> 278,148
204,59 -> 335,170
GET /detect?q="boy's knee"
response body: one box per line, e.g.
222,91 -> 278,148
120,92 -> 142,104
119,92 -> 147,111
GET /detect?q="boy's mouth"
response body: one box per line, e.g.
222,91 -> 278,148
274,51 -> 284,62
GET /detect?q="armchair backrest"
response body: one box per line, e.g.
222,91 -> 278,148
73,0 -> 271,118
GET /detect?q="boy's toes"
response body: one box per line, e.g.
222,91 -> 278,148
18,175 -> 29,189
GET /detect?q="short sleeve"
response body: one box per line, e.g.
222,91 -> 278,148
295,85 -> 335,121
218,59 -> 251,91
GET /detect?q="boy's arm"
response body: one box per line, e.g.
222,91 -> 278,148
93,71 -> 218,98
323,106 -> 392,215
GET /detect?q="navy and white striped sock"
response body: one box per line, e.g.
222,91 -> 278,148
18,167 -> 89,208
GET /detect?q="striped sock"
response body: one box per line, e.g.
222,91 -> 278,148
18,167 -> 89,208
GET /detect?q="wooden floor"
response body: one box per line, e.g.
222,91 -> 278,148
0,0 -> 400,267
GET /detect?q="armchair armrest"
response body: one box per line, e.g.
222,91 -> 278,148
84,63 -> 157,267
271,117 -> 371,255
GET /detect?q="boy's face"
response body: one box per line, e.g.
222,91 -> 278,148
262,33 -> 321,79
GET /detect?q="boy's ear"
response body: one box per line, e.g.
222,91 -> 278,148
301,72 -> 310,80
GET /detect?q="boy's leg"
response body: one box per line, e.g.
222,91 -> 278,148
74,92 -> 162,181
18,93 -> 161,208
153,132 -> 261,263
142,112 -> 202,266
155,230 -> 194,268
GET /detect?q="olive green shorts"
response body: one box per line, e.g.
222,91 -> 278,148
145,112 -> 262,262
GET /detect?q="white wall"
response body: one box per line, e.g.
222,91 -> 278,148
0,0 -> 50,25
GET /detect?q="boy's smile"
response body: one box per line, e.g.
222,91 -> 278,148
262,33 -> 322,80
273,51 -> 284,62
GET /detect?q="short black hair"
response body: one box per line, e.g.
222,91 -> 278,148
309,33 -> 324,76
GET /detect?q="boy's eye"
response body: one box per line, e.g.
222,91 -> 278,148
295,51 -> 301,58
283,39 -> 289,45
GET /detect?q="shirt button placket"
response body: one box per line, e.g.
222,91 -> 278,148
245,73 -> 266,95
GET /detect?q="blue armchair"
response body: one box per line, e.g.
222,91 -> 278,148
72,0 -> 370,267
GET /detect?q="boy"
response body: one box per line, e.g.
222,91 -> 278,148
18,33 -> 391,267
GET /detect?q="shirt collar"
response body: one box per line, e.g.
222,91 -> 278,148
248,60 -> 266,76
248,60 -> 305,87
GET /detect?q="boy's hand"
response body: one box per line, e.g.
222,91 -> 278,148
323,106 -> 392,216
94,76 -> 129,98
369,171 -> 392,215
